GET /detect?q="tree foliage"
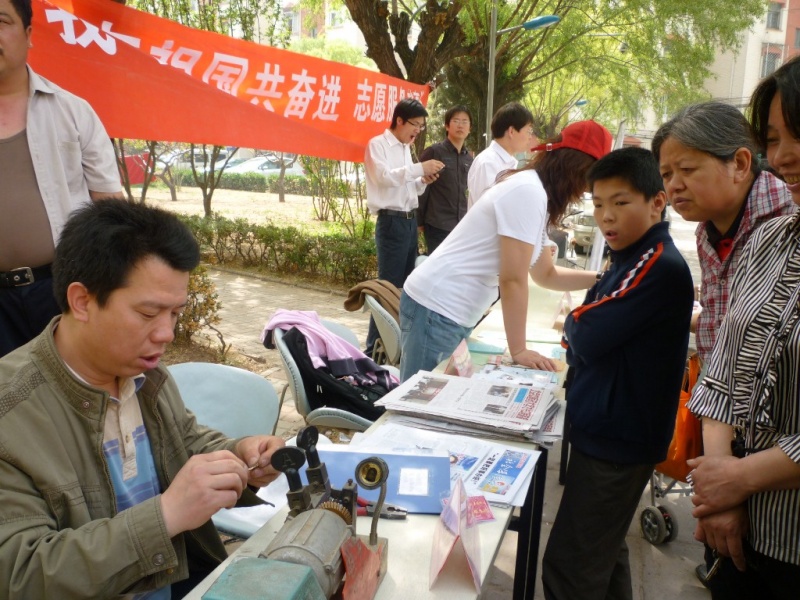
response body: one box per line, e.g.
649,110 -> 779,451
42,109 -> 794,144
343,0 -> 766,149
289,37 -> 378,71
132,0 -> 287,46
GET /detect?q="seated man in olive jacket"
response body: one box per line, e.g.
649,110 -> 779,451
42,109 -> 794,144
0,199 -> 285,599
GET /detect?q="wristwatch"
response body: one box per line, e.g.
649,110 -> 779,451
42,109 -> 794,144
595,271 -> 605,281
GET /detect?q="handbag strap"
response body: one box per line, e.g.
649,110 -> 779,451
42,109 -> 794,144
687,353 -> 700,389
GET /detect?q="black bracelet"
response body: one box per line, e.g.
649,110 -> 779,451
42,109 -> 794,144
595,271 -> 604,281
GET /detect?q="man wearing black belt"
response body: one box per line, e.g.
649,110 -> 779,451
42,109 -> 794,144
363,98 -> 444,355
0,0 -> 123,357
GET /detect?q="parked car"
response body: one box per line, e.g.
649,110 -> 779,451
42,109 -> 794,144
562,196 -> 597,255
225,156 -> 305,178
157,148 -> 231,172
204,156 -> 247,173
563,194 -> 672,255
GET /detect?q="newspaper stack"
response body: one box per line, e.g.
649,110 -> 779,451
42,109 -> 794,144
375,371 -> 563,443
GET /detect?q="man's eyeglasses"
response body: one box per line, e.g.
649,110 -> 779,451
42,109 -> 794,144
407,120 -> 426,131
451,118 -> 471,126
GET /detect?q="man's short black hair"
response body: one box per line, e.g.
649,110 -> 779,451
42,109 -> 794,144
9,0 -> 32,29
53,199 -> 200,312
444,105 -> 472,127
390,98 -> 428,129
587,147 -> 664,200
490,102 -> 533,139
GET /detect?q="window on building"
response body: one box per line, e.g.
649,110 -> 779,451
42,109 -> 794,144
327,9 -> 344,28
761,46 -> 783,77
766,2 -> 782,30
795,28 -> 800,48
285,11 -> 300,37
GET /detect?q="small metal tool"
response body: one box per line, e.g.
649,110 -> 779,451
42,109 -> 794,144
705,550 -> 722,581
356,497 -> 408,520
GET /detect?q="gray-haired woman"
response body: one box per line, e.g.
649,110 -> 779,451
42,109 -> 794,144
653,101 -> 795,369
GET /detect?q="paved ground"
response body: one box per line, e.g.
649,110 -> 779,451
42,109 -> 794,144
204,204 -> 710,599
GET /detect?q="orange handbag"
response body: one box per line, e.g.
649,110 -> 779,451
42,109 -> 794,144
655,353 -> 703,482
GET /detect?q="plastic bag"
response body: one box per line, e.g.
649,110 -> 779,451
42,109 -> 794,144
655,353 -> 702,482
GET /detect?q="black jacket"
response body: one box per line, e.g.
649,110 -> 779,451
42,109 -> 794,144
562,221 -> 694,464
417,139 -> 473,231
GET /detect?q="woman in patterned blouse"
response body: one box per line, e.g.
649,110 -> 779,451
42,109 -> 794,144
686,55 -> 800,599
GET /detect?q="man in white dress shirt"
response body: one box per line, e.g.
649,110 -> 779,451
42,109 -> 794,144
467,102 -> 535,208
363,98 -> 444,355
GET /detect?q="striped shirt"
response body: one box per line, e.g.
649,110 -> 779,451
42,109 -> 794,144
688,213 -> 800,565
694,171 -> 795,362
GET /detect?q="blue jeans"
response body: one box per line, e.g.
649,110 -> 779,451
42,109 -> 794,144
367,212 -> 419,354
399,291 -> 473,382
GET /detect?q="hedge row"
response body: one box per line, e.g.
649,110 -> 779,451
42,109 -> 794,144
179,213 -> 377,284
172,169 -> 314,195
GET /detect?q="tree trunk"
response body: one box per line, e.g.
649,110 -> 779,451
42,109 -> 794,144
113,139 -> 134,203
278,161 -> 286,203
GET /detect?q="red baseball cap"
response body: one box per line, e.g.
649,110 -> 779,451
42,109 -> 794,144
531,120 -> 613,160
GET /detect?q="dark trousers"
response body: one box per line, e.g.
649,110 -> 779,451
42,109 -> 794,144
0,277 -> 61,357
423,223 -> 451,255
366,212 -> 418,354
705,542 -> 800,600
542,448 -> 654,600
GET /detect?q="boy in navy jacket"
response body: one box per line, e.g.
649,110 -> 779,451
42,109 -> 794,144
542,147 -> 694,600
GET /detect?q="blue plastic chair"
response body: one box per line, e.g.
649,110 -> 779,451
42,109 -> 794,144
168,362 -> 280,437
272,325 -> 374,432
168,362 -> 281,539
363,295 -> 402,367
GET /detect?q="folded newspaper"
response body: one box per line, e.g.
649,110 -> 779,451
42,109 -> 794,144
375,371 -> 561,441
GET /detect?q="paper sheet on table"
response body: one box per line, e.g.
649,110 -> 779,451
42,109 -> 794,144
354,420 -> 539,507
212,476 -> 289,534
316,445 -> 451,514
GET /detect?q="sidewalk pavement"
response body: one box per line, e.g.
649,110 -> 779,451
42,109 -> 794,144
207,267 -> 709,600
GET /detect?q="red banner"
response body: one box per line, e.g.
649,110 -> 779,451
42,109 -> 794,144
28,0 -> 429,161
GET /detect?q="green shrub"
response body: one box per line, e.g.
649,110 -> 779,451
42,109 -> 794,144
174,264 -> 221,343
266,174 -> 312,196
181,214 -> 377,285
220,172 -> 268,193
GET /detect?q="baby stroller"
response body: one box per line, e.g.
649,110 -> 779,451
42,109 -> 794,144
639,353 -> 701,545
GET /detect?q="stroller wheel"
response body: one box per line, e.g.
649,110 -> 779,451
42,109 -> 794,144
640,506 -> 667,545
657,504 -> 679,543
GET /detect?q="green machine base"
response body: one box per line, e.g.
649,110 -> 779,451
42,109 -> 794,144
202,557 -> 326,600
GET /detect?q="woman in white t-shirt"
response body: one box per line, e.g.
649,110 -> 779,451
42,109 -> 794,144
399,120 -> 613,381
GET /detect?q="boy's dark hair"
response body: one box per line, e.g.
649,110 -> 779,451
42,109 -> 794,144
750,54 -> 800,150
587,147 -> 665,200
9,0 -> 32,29
390,98 -> 428,129
53,199 -> 200,312
490,102 -> 533,139
444,105 -> 472,127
